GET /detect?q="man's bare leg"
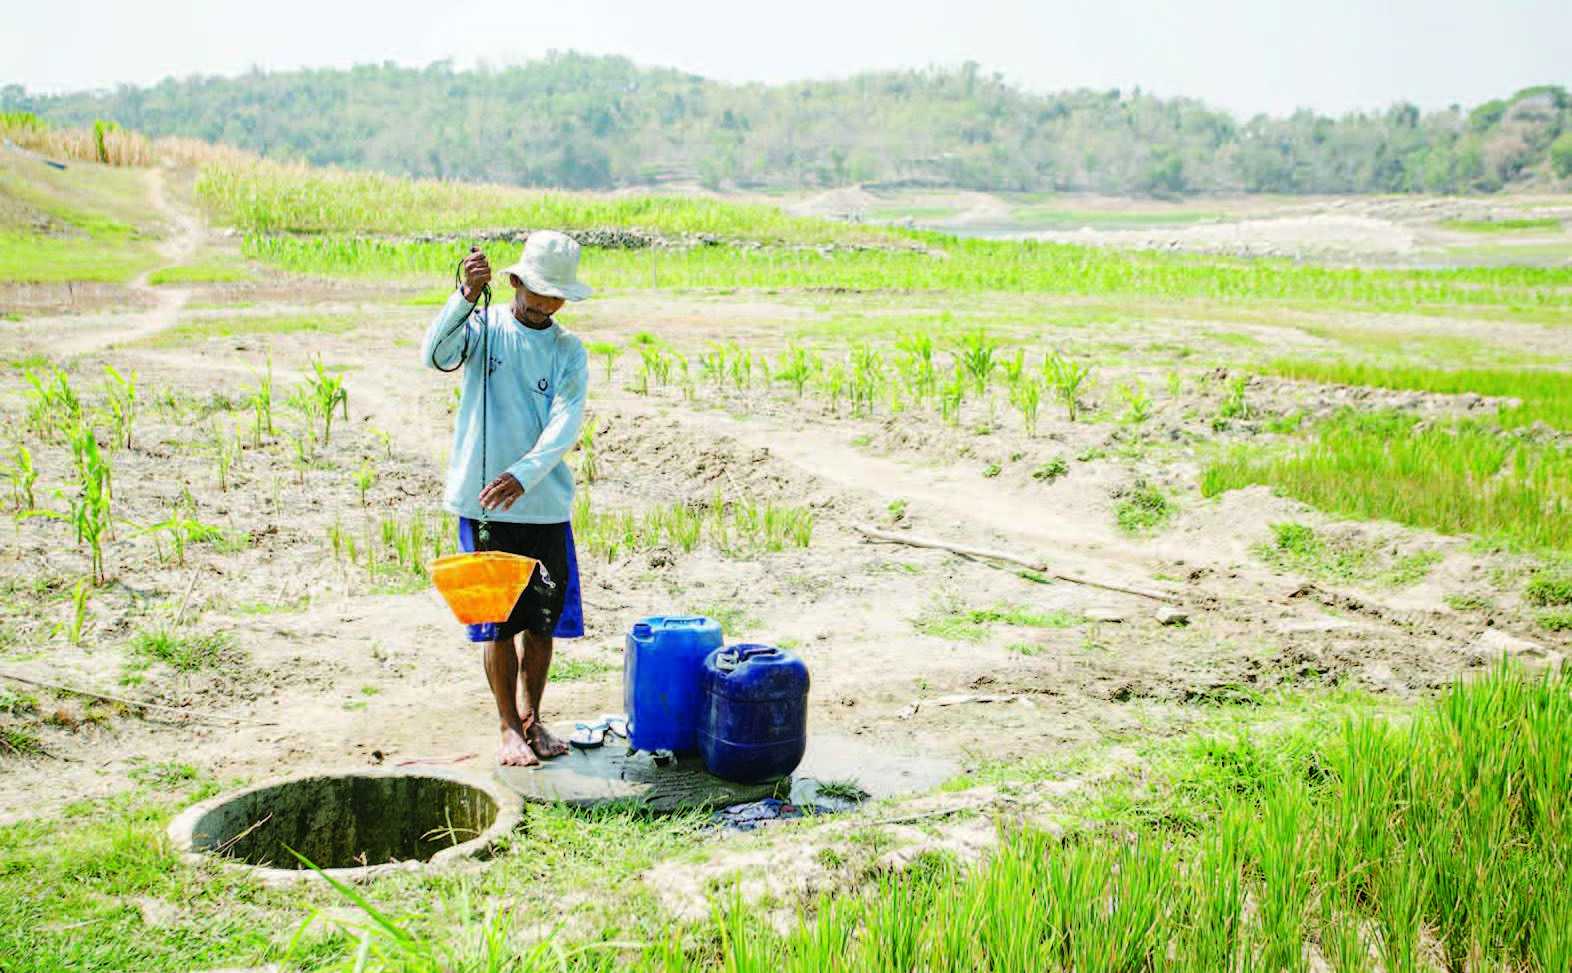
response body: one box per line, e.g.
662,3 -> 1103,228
520,631 -> 568,759
485,635 -> 537,766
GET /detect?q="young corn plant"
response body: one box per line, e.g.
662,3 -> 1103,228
210,424 -> 240,492
1218,376 -> 1251,421
293,357 -> 348,444
897,332 -> 938,405
140,504 -> 225,567
959,329 -> 999,395
774,344 -> 815,399
251,357 -> 274,446
1121,381 -> 1153,425
1010,378 -> 1042,437
728,344 -> 753,390
351,462 -> 376,506
700,342 -> 729,387
37,424 -> 113,584
101,365 -> 137,450
819,362 -> 848,415
939,368 -> 967,426
849,343 -> 884,417
1045,351 -> 1094,423
54,578 -> 89,646
2,445 -> 37,512
577,417 -> 599,484
584,341 -> 620,383
23,367 -> 81,441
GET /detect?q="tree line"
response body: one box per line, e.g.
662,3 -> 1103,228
5,54 -> 1570,195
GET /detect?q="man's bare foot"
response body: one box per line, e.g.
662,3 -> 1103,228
498,726 -> 540,767
525,721 -> 569,759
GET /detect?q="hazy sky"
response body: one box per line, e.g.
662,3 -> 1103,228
5,0 -> 1569,116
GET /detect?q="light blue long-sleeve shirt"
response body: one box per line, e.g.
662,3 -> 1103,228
420,289 -> 589,524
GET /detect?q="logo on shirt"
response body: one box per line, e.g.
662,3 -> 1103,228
486,352 -> 503,376
536,377 -> 550,394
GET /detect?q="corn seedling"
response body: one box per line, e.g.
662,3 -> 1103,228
819,362 -> 848,415
101,365 -> 138,449
1010,378 -> 1041,437
53,578 -> 89,646
897,332 -> 938,404
1120,381 -> 1153,425
2,445 -> 37,512
728,344 -> 753,390
287,428 -> 315,483
139,504 -> 225,567
700,342 -> 729,386
251,358 -> 274,445
40,424 -> 113,584
577,417 -> 599,484
849,343 -> 884,417
1044,351 -> 1093,422
959,329 -> 999,395
777,348 -> 821,400
1218,376 -> 1251,420
584,340 -> 620,383
352,462 -> 376,506
23,367 -> 81,441
939,368 -> 966,426
292,357 -> 348,444
210,424 -> 240,492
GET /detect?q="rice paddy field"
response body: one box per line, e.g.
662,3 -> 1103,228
3,141 -> 1572,972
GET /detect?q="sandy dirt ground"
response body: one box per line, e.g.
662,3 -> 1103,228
788,186 -> 1572,264
1,173 -> 1566,901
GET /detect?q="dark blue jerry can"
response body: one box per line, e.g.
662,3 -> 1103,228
624,615 -> 724,754
698,644 -> 810,784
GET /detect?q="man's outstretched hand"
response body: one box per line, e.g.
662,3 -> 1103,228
461,248 -> 491,303
478,473 -> 524,511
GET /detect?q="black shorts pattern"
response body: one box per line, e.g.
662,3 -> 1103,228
456,518 -> 580,639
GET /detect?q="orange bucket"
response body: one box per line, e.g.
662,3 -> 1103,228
429,552 -> 538,627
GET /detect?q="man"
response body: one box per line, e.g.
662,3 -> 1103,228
420,231 -> 592,767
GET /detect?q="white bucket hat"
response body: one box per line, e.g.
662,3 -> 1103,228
500,230 -> 593,301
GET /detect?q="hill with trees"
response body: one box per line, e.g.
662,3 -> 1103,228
5,54 -> 1569,195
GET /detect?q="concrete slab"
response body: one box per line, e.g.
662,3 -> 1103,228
495,724 -> 960,812
496,744 -> 778,812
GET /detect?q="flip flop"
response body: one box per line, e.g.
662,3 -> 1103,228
597,714 -> 629,738
570,721 -> 608,749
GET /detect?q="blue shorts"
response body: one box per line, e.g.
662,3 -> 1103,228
457,518 -> 584,641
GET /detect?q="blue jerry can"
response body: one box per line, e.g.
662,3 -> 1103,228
624,615 -> 724,754
698,644 -> 810,784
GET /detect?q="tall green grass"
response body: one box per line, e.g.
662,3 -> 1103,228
1263,358 -> 1572,430
196,160 -> 893,244
295,664 -> 1572,971
1441,217 -> 1563,233
243,232 -> 1572,308
1203,409 -> 1572,549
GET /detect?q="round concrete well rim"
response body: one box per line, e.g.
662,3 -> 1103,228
167,766 -> 522,885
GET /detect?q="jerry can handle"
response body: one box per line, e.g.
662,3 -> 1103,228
715,643 -> 778,672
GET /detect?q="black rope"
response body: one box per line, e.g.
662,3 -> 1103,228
436,249 -> 493,544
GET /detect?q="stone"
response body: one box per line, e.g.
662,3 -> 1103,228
1468,628 -> 1550,663
1085,608 -> 1124,623
1155,607 -> 1190,626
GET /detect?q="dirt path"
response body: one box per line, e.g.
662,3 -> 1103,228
49,168 -> 203,356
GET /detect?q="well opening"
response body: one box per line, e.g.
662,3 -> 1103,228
183,772 -> 501,872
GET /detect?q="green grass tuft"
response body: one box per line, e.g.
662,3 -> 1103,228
1115,483 -> 1176,533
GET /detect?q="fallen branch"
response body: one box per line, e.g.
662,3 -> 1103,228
0,670 -> 278,727
854,523 -> 1046,571
853,523 -> 1178,603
